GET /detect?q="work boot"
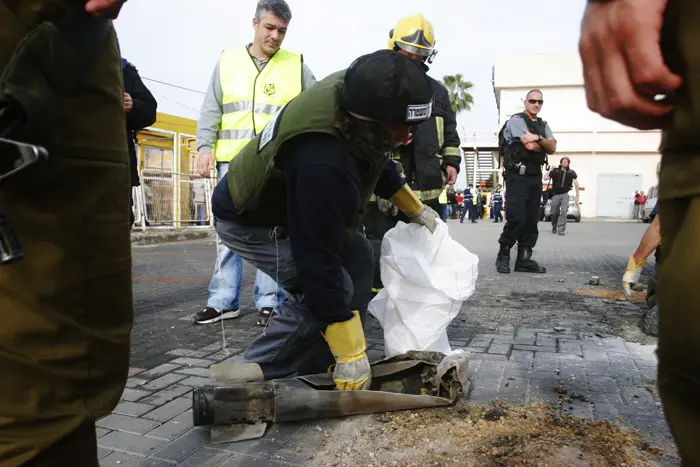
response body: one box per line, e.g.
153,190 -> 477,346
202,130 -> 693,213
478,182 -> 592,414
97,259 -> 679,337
514,247 -> 546,273
496,243 -> 512,274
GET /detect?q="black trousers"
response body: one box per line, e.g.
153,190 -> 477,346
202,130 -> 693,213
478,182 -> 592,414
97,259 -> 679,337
499,172 -> 542,248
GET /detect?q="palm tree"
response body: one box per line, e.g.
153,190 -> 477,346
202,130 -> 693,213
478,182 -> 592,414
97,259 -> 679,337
441,74 -> 474,113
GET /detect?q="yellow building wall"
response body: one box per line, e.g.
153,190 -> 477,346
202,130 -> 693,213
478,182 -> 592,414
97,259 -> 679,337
135,112 -> 201,225
136,112 -> 198,173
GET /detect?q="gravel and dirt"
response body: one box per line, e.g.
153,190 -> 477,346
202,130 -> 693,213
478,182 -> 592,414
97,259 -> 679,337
311,402 -> 669,467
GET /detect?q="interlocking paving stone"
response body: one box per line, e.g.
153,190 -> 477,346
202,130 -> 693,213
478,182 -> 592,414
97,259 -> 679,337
142,373 -> 188,391
120,387 -> 153,402
113,401 -> 156,417
167,349 -> 212,358
146,410 -> 194,440
96,413 -> 162,435
216,452 -> 292,466
97,447 -> 113,460
139,363 -> 184,380
177,376 -> 212,387
125,377 -> 149,389
140,386 -> 192,407
100,451 -> 174,467
170,357 -> 216,368
586,375 -> 619,393
176,447 -> 232,467
512,345 -> 556,353
95,427 -> 111,438
124,222 -> 678,464
487,343 -> 512,355
98,431 -> 168,457
174,367 -> 212,378
151,428 -> 210,462
142,397 -> 193,422
207,438 -> 285,459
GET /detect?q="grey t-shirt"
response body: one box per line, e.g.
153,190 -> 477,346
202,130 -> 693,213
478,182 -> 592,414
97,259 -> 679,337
503,114 -> 554,144
196,46 -> 317,154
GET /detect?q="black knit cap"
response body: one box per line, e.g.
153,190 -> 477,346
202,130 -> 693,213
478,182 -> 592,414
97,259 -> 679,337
340,49 -> 434,125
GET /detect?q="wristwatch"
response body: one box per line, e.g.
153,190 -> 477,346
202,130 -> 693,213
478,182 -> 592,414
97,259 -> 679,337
538,135 -> 543,142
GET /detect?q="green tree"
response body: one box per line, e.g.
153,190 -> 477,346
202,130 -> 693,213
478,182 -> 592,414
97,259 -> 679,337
440,74 -> 474,113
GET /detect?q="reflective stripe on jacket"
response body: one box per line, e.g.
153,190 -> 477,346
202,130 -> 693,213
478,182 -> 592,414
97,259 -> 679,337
214,47 -> 303,162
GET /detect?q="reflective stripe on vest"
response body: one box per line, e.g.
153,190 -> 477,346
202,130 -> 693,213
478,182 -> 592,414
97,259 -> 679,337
214,47 -> 303,162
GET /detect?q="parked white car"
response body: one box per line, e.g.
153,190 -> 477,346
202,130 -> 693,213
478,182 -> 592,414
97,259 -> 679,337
643,185 -> 658,222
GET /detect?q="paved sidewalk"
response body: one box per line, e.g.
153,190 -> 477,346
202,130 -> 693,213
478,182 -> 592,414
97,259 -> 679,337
98,220 -> 679,466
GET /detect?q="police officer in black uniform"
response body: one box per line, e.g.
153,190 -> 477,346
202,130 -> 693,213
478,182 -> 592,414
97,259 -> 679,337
460,186 -> 476,223
492,184 -> 504,222
496,89 -> 557,274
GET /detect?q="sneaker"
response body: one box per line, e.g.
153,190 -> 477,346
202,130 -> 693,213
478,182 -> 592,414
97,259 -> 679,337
193,307 -> 240,325
552,226 -> 557,234
256,307 -> 276,326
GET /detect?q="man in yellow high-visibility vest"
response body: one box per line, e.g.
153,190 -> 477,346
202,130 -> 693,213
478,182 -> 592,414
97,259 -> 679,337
195,0 -> 316,326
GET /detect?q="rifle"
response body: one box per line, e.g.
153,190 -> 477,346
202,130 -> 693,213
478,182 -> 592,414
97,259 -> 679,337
0,8 -> 111,265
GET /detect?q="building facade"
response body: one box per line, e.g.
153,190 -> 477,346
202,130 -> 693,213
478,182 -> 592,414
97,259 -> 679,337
487,52 -> 661,218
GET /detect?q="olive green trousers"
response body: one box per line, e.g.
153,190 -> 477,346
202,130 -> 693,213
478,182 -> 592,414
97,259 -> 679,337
658,0 -> 700,465
0,1 -> 132,466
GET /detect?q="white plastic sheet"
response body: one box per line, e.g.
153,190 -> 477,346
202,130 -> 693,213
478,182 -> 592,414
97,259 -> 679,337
368,220 -> 479,358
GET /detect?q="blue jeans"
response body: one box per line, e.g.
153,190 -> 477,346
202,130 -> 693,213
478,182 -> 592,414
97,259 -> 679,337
207,162 -> 285,311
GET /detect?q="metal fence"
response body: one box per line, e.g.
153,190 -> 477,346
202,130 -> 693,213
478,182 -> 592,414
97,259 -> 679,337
132,170 -> 214,229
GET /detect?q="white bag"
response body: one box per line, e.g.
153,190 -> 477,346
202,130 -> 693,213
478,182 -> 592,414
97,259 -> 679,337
368,220 -> 479,358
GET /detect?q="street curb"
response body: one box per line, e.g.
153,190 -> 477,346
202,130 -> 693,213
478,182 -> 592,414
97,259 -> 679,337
131,228 -> 215,246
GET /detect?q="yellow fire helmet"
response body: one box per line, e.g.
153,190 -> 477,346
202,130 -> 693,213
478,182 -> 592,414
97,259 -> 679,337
388,13 -> 438,64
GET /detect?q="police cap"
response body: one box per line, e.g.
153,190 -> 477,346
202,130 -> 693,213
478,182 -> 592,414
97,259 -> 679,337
340,49 -> 434,125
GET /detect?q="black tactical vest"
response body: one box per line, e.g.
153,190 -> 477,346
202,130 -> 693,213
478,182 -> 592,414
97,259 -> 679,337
510,112 -> 548,168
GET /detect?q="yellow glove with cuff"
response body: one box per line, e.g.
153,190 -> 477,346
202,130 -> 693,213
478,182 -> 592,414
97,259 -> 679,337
622,255 -> 646,300
389,184 -> 439,233
322,310 -> 371,391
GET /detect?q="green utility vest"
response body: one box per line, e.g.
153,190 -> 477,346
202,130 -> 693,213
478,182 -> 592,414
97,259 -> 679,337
227,70 -> 389,228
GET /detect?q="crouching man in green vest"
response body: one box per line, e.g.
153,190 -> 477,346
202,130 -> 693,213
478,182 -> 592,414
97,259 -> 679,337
210,49 -> 439,390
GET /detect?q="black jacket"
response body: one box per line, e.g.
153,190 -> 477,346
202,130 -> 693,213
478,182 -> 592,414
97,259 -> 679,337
394,75 -> 461,202
122,60 -> 157,186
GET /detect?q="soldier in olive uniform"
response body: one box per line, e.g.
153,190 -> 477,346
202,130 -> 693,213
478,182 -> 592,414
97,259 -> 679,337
0,1 -> 132,465
581,0 -> 700,463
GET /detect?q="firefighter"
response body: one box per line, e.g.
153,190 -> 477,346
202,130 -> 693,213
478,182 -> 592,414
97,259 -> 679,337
0,0 -> 132,465
361,13 -> 461,292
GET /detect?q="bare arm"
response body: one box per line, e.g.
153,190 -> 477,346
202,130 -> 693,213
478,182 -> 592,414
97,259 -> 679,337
633,213 -> 661,263
574,178 -> 580,201
539,138 -> 557,154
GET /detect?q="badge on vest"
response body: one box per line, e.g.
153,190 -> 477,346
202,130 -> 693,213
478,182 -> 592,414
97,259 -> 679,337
406,101 -> 433,121
258,104 -> 287,152
263,83 -> 276,96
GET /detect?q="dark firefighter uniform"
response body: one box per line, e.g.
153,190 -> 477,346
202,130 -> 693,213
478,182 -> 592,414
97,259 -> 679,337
654,0 -> 700,462
363,13 -> 461,293
496,111 -> 554,274
210,50 -> 438,390
0,1 -> 132,465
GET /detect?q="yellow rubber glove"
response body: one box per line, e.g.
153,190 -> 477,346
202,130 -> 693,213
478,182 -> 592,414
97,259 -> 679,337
389,185 -> 439,233
622,255 -> 646,300
322,310 -> 371,391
